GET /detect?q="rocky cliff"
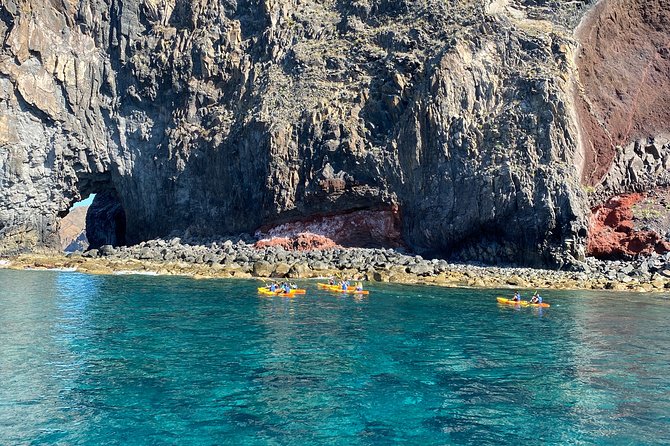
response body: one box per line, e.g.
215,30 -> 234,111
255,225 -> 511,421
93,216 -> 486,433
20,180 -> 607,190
0,0 -> 666,266
573,0 -> 670,258
58,205 -> 89,251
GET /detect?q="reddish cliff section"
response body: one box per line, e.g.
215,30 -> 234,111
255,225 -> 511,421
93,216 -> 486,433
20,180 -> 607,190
587,193 -> 670,259
255,208 -> 403,251
255,233 -> 340,251
576,0 -> 670,186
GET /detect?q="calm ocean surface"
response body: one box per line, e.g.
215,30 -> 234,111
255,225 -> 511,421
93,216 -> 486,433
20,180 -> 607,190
0,269 -> 669,445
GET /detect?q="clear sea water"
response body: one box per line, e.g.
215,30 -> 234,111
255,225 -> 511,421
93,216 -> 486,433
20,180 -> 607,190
1,269 -> 669,445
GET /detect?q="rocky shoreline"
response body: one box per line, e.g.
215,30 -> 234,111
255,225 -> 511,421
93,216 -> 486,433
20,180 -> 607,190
2,238 -> 669,293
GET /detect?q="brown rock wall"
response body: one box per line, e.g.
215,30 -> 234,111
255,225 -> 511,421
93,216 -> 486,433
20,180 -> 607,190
59,206 -> 88,251
587,193 -> 670,259
255,208 -> 403,250
576,0 -> 670,186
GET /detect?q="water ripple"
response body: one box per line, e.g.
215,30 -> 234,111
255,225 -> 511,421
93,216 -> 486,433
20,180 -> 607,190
0,270 -> 669,444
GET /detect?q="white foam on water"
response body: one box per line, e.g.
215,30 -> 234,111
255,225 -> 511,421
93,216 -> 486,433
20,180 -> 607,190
113,270 -> 158,276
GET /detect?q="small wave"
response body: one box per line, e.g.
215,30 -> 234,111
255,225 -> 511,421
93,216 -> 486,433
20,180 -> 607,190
45,267 -> 78,272
113,270 -> 159,276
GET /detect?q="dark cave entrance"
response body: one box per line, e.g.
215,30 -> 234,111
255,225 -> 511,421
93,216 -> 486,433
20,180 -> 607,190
85,189 -> 127,249
63,173 -> 127,251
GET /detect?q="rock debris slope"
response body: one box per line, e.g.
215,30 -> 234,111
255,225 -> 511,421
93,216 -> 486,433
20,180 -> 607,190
3,0 -> 658,266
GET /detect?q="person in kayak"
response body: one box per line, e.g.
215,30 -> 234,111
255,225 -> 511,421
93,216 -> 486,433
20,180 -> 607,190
355,281 -> 363,292
512,291 -> 521,302
270,282 -> 278,292
530,292 -> 542,304
328,277 -> 335,285
341,280 -> 348,291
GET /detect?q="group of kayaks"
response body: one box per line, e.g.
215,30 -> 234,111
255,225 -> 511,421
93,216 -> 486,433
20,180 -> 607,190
496,297 -> 550,308
257,282 -> 369,296
258,284 -> 549,306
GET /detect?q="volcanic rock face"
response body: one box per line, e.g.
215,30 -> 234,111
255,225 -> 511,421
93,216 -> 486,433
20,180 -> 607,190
575,0 -> 670,187
587,193 -> 670,259
573,0 -> 670,259
254,208 -> 403,250
0,0 -> 604,265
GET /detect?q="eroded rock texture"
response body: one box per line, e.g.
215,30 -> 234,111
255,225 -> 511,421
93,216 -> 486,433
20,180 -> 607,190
255,208 -> 403,250
575,0 -> 670,259
588,193 -> 670,259
576,0 -> 670,187
0,0 -> 605,265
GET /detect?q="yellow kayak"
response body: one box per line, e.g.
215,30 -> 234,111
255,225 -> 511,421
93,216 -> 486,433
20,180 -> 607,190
258,287 -> 306,296
317,282 -> 352,290
497,297 -> 549,308
317,283 -> 369,294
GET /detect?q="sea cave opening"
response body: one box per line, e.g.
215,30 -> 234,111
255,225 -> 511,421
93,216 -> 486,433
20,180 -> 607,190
60,193 -> 95,252
84,189 -> 127,250
60,174 -> 127,252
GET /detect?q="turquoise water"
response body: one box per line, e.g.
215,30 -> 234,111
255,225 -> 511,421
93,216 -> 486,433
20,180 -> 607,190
1,270 -> 669,445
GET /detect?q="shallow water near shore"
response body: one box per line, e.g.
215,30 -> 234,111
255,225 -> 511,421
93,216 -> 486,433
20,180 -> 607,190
1,270 -> 669,444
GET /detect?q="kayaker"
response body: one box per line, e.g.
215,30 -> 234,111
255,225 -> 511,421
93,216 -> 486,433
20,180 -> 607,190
282,283 -> 291,294
328,277 -> 335,285
530,293 -> 543,304
355,281 -> 363,292
512,291 -> 521,302
341,280 -> 348,291
270,282 -> 278,292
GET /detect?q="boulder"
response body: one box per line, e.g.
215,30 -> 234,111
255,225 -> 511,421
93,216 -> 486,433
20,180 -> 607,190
287,263 -> 309,279
252,260 -> 274,277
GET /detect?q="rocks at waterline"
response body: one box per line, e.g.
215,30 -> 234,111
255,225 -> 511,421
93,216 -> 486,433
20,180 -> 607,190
63,237 -> 670,291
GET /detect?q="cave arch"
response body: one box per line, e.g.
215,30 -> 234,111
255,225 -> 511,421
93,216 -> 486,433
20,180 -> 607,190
76,173 -> 127,250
